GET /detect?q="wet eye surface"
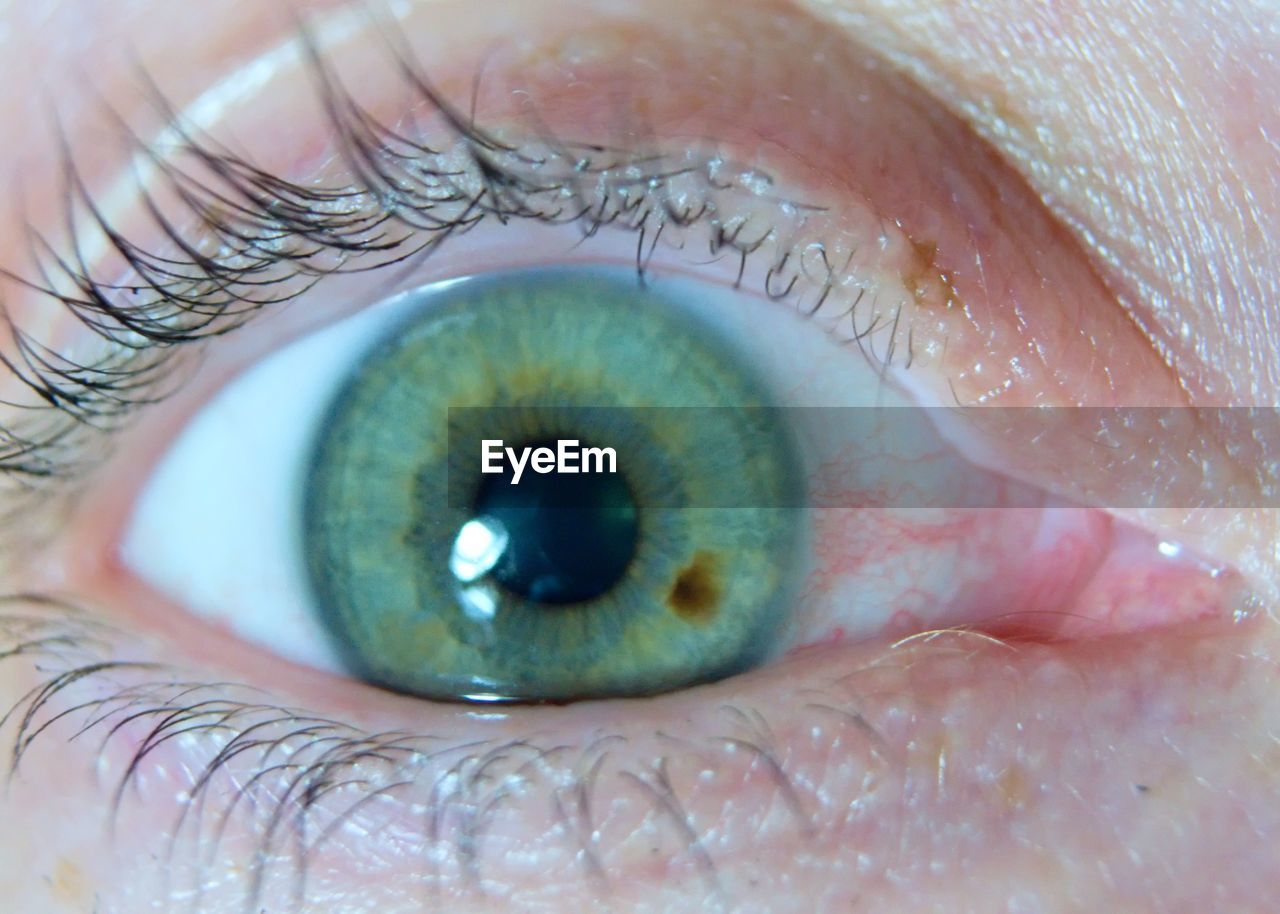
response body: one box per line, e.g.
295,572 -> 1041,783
36,0 -> 1242,728
117,248 -> 1248,710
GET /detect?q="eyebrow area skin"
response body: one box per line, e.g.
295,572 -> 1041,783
0,1 -> 1277,913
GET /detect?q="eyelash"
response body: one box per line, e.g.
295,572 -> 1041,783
0,29 -> 913,907
0,26 -> 879,503
0,594 -> 884,909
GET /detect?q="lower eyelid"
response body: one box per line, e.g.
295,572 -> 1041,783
0,594 -> 1264,910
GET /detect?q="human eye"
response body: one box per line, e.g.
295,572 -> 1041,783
0,1 -> 1273,912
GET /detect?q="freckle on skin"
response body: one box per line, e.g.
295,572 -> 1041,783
904,236 -> 959,310
50,857 -> 85,907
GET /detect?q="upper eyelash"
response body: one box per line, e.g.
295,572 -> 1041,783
0,23 -> 855,501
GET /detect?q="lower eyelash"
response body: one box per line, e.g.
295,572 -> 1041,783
0,592 -> 881,911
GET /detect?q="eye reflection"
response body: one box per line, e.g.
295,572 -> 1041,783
449,516 -> 509,585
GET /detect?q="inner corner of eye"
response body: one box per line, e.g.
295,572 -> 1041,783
113,264 -> 1245,708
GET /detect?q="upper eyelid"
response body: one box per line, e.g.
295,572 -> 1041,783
0,33 -> 865,498
3,11 -> 1249,592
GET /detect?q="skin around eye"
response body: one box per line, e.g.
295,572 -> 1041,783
0,1 -> 1276,913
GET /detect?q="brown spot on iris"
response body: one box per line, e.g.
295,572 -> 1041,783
667,550 -> 721,623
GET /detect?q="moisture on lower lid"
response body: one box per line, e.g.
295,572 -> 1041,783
301,266 -> 803,702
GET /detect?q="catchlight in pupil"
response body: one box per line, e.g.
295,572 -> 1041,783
470,442 -> 639,604
302,267 -> 804,703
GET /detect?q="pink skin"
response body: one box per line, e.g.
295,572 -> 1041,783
0,1 -> 1277,913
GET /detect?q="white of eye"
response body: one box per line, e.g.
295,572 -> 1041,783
121,285 -> 449,673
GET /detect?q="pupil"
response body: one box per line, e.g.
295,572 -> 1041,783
471,439 -> 639,604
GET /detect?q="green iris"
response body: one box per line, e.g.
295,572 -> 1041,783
303,268 -> 803,701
